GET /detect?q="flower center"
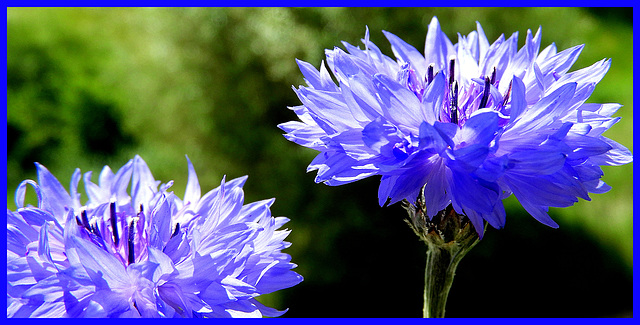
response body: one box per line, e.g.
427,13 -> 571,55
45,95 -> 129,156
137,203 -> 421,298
75,202 -> 143,266
405,58 -> 514,127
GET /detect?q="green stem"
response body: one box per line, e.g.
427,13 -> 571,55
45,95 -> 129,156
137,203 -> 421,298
422,240 -> 470,317
402,200 -> 484,318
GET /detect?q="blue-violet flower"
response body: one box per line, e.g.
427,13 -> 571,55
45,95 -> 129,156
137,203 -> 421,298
7,155 -> 303,317
279,17 -> 632,235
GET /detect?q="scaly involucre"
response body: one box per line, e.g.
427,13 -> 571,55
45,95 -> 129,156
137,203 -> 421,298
7,155 -> 302,318
279,17 -> 632,235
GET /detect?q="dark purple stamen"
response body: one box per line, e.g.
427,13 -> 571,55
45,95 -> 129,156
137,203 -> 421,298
479,77 -> 491,109
503,80 -> 513,107
75,215 -> 83,226
451,81 -> 459,125
91,223 -> 102,238
490,67 -> 497,85
171,223 -> 181,239
81,210 -> 91,230
427,64 -> 435,84
128,219 -> 136,265
448,59 -> 455,85
133,301 -> 141,316
110,202 -> 119,247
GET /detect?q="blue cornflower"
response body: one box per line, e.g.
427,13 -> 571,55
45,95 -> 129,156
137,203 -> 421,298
279,17 -> 632,235
7,155 -> 302,318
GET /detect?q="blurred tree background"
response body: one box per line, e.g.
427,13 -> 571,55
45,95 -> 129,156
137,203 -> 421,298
6,7 -> 632,317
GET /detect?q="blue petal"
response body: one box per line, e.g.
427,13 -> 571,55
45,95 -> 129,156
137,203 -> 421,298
424,17 -> 454,72
132,155 -> 159,209
296,59 -> 337,92
579,103 -> 622,118
433,121 -> 457,149
332,47 -> 378,81
308,151 -> 379,186
475,21 -> 491,63
360,35 -> 400,78
542,166 -> 590,201
251,298 -> 288,317
515,82 -> 577,133
69,168 -> 81,210
158,283 -> 192,317
131,282 -> 160,317
195,177 -> 227,222
448,144 -> 490,173
583,179 -> 612,194
564,133 -> 613,160
294,86 -> 360,132
146,246 -> 177,283
162,229 -> 191,266
486,201 -> 506,229
480,33 -> 512,82
383,29 -> 427,75
362,117 -> 404,155
252,263 -> 303,295
184,155 -> 201,205
111,159 -> 133,201
35,162 -> 72,221
474,155 -> 509,182
239,198 -> 275,223
505,174 -> 578,208
422,157 -> 451,217
86,289 -> 132,317
589,137 -> 633,166
378,175 -> 396,206
456,32 -> 480,78
572,163 -> 604,182
340,79 -> 382,123
174,249 -> 235,293
420,72 -> 446,124
381,151 -> 442,206
202,185 -> 246,233
450,170 -> 499,216
372,73 -> 422,131
507,148 -> 567,175
517,198 -> 559,228
538,44 -> 584,77
201,280 -> 238,306
220,300 -> 263,318
221,276 -> 259,299
38,222 -> 56,269
65,234 -> 130,289
329,128 -> 377,159
15,179 -> 42,209
509,76 -> 527,121
463,209 -> 485,238
83,171 -> 105,205
279,121 -> 328,151
148,195 -> 173,250
419,121 -> 448,153
455,109 -> 500,147
7,210 -> 39,255
19,206 -> 59,228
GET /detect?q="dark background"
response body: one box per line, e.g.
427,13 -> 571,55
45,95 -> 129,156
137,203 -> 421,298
6,8 -> 633,317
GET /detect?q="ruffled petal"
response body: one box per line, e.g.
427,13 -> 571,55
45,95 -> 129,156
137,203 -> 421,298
35,163 -> 72,222
183,155 -> 201,206
383,29 -> 427,75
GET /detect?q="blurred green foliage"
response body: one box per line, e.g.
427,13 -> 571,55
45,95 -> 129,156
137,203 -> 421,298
7,7 -> 632,317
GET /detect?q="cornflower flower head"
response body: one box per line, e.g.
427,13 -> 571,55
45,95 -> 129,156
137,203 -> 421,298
279,17 -> 632,236
7,155 -> 302,318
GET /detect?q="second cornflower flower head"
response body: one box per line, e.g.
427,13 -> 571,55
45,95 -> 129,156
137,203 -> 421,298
280,16 -> 632,236
7,155 -> 302,317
